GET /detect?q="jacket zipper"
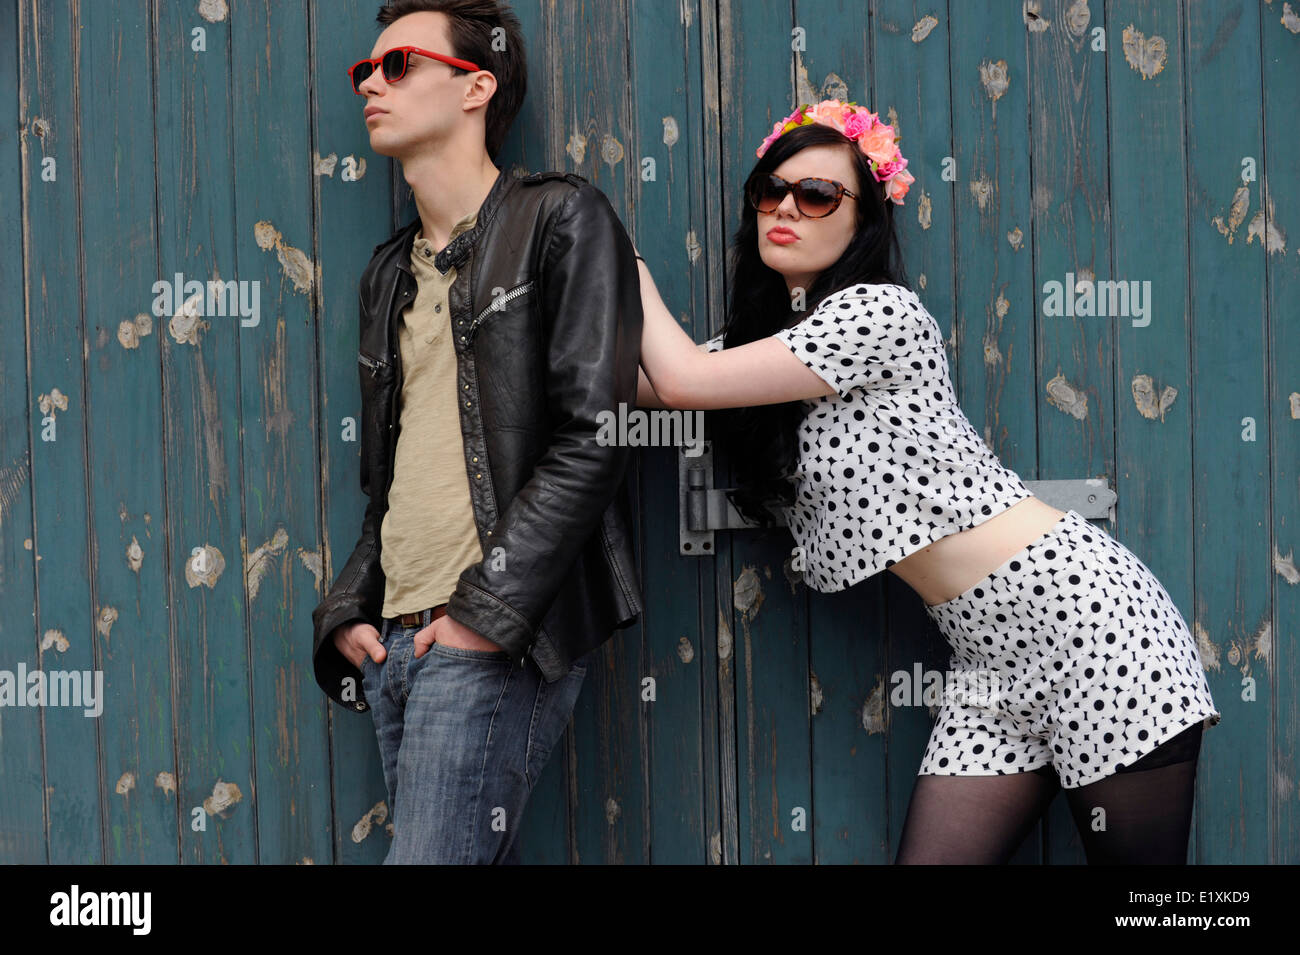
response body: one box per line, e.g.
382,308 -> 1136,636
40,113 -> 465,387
358,352 -> 385,376
466,280 -> 534,341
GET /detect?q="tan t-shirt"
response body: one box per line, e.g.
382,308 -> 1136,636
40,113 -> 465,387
380,211 -> 484,617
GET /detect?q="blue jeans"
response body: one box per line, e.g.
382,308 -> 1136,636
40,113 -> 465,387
360,607 -> 589,863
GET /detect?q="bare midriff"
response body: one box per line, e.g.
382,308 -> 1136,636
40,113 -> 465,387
887,496 -> 1069,607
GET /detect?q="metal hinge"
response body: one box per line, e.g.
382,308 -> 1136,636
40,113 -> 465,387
678,444 -> 1118,556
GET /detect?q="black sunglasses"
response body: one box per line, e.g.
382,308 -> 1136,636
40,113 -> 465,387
746,174 -> 858,218
348,46 -> 481,94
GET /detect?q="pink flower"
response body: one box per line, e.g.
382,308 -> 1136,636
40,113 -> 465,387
841,111 -> 871,140
859,124 -> 899,165
886,168 -> 915,204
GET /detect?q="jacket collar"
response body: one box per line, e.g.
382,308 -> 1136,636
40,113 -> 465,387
393,164 -> 513,277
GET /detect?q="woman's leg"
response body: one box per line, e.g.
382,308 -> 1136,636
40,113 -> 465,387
895,765 -> 1061,864
1061,721 -> 1203,864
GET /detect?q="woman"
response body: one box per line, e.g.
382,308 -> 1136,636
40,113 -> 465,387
633,100 -> 1220,864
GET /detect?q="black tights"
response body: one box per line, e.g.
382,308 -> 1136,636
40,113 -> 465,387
895,721 -> 1204,864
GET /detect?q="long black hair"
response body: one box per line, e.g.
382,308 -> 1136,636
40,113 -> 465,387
712,121 -> 911,526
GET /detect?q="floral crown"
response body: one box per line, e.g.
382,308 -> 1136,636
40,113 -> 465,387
756,99 -> 914,205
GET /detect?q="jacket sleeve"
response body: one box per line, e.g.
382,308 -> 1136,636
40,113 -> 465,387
445,183 -> 643,663
310,287 -> 386,712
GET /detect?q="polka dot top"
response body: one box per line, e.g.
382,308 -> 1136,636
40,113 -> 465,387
704,282 -> 1034,593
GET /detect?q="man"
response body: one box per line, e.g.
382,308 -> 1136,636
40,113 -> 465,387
310,0 -> 644,864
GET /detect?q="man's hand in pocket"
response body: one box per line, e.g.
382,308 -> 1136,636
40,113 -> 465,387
332,619 -> 385,670
413,613 -> 502,658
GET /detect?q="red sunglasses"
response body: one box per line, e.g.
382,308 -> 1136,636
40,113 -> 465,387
348,46 -> 481,94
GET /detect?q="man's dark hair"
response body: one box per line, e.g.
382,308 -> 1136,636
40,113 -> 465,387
376,0 -> 527,160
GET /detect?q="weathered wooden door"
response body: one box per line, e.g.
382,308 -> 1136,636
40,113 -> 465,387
2,0 -> 1296,864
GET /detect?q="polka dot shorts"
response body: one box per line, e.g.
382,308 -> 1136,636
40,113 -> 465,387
918,509 -> 1220,789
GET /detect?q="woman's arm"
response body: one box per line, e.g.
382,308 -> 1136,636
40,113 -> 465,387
636,258 -> 836,410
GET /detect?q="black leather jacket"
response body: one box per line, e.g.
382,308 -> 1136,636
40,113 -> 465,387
311,166 -> 644,712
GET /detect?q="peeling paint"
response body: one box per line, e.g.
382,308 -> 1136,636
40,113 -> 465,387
41,629 -> 68,653
912,14 -> 939,42
32,117 -> 50,138
685,229 -> 702,265
604,797 -> 621,825
1194,621 -> 1221,672
168,290 -> 210,345
917,191 -> 931,230
296,547 -> 323,588
662,116 -> 679,148
1274,546 -> 1300,585
96,605 -> 118,643
185,543 -> 226,588
979,59 -> 1009,101
38,388 -> 68,416
1121,24 -> 1167,79
1246,193 -> 1287,253
1131,374 -> 1178,421
1290,392 -> 1300,419
1063,0 -> 1090,39
203,778 -> 243,818
861,676 -> 886,734
995,294 -> 1010,318
1007,226 -> 1024,250
197,0 -> 228,22
1045,373 -> 1089,420
565,129 -> 587,165
126,535 -> 144,573
314,152 -> 338,176
1211,185 -> 1250,243
1283,2 -> 1300,33
599,134 -> 624,167
155,771 -> 176,795
116,313 -> 153,349
793,53 -> 817,107
809,669 -> 823,715
679,0 -> 692,29
253,220 -> 315,293
733,565 -> 763,621
115,772 -> 135,795
1023,0 -> 1050,32
983,334 -> 1002,367
918,272 -> 927,290
716,607 -> 732,663
676,635 -> 694,664
350,800 -> 388,842
245,526 -> 289,601
825,73 -> 850,104
969,177 -> 992,212
709,831 -> 721,865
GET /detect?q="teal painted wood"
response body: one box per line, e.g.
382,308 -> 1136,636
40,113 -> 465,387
1106,0 -> 1201,861
0,0 -> 46,865
80,0 -> 180,863
313,0 -> 395,865
18,0 -> 103,865
1186,1 -> 1270,863
154,0 -> 256,863
627,0 -> 717,864
230,0 -> 333,864
1263,0 -> 1300,866
5,0 -> 1297,866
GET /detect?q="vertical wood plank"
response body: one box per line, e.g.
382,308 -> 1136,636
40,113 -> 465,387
231,0 -> 332,864
0,0 -> 47,864
154,0 -> 255,863
80,0 -> 180,863
18,0 -> 104,864
1185,0 -> 1269,863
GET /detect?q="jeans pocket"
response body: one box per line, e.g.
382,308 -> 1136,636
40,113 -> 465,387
427,640 -> 511,662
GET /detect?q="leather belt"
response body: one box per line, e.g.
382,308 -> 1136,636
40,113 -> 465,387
395,604 -> 448,627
